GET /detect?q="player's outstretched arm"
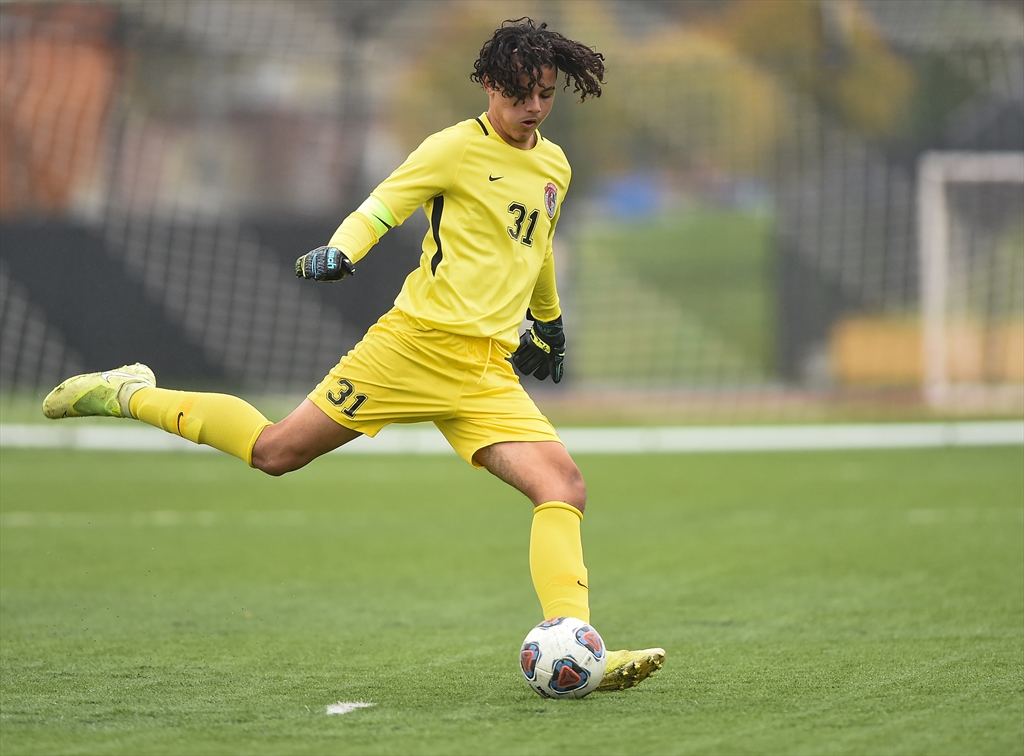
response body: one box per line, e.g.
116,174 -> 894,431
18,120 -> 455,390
294,246 -> 355,282
512,312 -> 565,383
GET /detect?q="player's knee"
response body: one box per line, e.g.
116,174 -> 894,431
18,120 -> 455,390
251,431 -> 302,476
251,448 -> 293,476
540,455 -> 586,512
254,458 -> 289,477
562,465 -> 587,513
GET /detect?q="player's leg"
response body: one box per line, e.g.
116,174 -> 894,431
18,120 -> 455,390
127,384 -> 273,465
42,363 -> 359,472
249,399 -> 360,476
473,439 -> 589,620
41,312 -> 430,472
472,439 -> 586,509
473,440 -> 665,691
132,390 -> 358,474
440,353 -> 594,623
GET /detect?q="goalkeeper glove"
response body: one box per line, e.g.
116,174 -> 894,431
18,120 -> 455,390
295,246 -> 355,282
512,313 -> 565,383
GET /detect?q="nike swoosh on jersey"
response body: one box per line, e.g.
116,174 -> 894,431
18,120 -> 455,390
489,175 -> 503,181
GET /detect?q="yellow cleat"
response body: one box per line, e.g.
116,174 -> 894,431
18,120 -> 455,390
597,648 -> 666,692
42,363 -> 155,420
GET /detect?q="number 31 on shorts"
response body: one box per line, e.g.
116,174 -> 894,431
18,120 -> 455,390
327,378 -> 368,418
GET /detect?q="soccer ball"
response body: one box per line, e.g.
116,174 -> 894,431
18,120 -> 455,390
519,616 -> 607,699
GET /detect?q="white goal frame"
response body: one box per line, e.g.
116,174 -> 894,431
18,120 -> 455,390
917,151 -> 1024,408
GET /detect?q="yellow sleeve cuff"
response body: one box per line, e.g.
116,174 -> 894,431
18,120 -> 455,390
326,195 -> 399,264
327,214 -> 376,264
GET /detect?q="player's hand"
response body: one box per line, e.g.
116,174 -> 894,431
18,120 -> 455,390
295,246 -> 355,282
512,313 -> 565,383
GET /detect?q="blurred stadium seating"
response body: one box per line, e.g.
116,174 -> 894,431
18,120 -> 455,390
1,0 -> 1021,421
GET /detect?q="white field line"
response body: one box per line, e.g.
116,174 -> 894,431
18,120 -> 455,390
0,421 -> 1021,454
6,506 -> 1019,530
326,701 -> 374,715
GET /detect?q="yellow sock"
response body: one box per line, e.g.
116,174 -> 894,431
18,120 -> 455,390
129,387 -> 272,466
530,501 -> 590,622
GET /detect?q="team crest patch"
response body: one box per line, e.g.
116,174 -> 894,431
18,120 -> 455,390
544,182 -> 558,218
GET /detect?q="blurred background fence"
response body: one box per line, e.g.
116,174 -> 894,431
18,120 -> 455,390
1,0 -> 1022,423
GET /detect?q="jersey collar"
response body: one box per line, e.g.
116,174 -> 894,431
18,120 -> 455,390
479,112 -> 543,150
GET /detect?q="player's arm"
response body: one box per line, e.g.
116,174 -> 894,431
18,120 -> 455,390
294,195 -> 393,282
528,243 -> 560,323
513,244 -> 565,383
295,132 -> 462,282
514,199 -> 566,382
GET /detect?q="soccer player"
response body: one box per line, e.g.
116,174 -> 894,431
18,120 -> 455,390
43,18 -> 664,692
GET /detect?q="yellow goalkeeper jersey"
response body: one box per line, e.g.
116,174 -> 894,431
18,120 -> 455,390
328,112 -> 569,351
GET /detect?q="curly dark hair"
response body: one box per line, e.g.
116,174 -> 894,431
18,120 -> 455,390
471,17 -> 605,103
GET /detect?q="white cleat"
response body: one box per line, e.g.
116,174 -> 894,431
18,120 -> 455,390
42,363 -> 155,419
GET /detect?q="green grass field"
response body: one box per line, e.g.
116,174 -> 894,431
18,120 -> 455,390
1,446 -> 1022,755
576,209 -> 776,384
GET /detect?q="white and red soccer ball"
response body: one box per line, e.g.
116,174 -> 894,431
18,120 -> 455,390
520,616 -> 607,699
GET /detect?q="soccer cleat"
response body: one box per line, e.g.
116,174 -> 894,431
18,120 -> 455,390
597,648 -> 666,692
41,363 -> 155,420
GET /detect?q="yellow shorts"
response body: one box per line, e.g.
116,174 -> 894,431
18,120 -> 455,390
308,308 -> 562,466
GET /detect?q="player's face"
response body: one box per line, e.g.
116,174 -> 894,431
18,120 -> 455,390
485,66 -> 557,150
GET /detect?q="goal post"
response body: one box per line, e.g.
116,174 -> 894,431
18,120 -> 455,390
917,151 -> 1024,408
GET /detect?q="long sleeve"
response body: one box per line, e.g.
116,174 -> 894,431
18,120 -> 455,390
528,248 -> 561,322
327,129 -> 466,263
528,200 -> 563,322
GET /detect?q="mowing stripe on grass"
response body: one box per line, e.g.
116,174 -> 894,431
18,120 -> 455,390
326,702 -> 374,715
5,506 -> 1020,530
0,510 -> 310,528
1,421 -> 1020,453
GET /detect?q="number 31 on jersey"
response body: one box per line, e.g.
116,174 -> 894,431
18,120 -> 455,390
327,378 -> 367,418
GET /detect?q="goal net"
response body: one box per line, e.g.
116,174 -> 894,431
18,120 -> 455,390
918,152 -> 1024,409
